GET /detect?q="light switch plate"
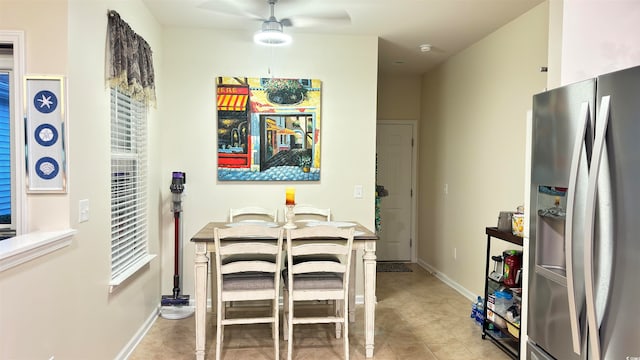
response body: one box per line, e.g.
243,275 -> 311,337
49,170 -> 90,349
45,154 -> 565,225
79,199 -> 90,223
354,185 -> 363,199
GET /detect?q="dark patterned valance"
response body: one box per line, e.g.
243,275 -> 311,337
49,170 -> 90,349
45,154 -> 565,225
106,10 -> 156,107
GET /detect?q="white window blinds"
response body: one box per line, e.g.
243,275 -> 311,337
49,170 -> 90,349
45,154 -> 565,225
110,87 -> 148,281
0,72 -> 11,227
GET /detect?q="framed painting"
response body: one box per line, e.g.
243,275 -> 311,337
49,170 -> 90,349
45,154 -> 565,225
24,75 -> 67,193
216,76 -> 321,181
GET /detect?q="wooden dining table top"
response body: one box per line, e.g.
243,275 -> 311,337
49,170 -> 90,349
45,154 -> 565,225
190,221 -> 378,242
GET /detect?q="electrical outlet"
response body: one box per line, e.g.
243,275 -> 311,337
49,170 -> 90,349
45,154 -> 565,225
444,183 -> 449,195
454,247 -> 457,260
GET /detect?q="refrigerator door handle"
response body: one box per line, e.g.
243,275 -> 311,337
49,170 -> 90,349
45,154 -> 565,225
584,95 -> 611,360
565,101 -> 591,356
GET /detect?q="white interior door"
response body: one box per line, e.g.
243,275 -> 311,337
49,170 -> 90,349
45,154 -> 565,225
376,122 -> 414,261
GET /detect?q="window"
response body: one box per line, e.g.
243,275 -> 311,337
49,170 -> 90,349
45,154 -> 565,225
0,31 -> 75,273
0,42 -> 16,239
110,87 -> 150,285
0,72 -> 11,228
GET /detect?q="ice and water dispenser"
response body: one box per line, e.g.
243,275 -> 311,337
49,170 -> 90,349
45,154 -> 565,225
535,186 -> 568,277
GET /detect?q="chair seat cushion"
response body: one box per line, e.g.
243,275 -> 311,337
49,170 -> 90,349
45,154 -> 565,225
291,254 -> 339,264
283,254 -> 340,269
223,272 -> 275,290
282,270 -> 344,290
222,254 -> 276,264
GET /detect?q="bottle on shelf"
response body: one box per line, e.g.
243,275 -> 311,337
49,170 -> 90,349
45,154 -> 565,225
471,297 -> 478,320
475,296 -> 484,325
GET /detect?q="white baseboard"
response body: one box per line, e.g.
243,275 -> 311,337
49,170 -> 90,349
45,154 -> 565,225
116,306 -> 159,360
416,259 -> 477,302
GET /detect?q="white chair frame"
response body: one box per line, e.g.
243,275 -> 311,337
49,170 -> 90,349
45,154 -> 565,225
283,226 -> 355,360
229,206 -> 278,222
287,205 -> 331,222
213,225 -> 284,360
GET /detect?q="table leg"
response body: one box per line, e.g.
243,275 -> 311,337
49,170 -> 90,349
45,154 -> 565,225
349,249 -> 356,323
363,240 -> 377,358
210,255 -> 216,317
194,243 -> 209,360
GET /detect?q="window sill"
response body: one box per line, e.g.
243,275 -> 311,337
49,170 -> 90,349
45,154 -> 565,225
0,229 -> 77,272
109,254 -> 157,293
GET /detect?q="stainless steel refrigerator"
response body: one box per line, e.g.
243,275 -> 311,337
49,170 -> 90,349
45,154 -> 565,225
528,65 -> 640,360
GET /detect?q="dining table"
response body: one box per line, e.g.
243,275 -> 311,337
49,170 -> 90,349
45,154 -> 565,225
190,220 -> 378,359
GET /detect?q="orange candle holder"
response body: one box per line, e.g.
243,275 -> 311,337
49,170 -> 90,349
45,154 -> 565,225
283,204 -> 297,229
285,187 -> 296,205
284,187 -> 297,229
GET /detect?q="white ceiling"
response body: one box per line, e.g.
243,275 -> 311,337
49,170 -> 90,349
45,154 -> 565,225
143,0 -> 545,75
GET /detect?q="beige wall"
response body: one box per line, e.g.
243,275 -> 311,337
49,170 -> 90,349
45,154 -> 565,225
377,73 -> 422,120
0,0 -> 68,73
159,29 -> 378,300
0,1 -> 163,359
546,0 -> 563,89
417,2 -> 549,298
1,2 -> 377,358
561,0 -> 640,84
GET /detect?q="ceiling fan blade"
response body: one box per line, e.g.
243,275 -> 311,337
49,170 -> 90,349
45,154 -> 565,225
198,0 -> 351,30
287,10 -> 351,28
197,0 -> 264,20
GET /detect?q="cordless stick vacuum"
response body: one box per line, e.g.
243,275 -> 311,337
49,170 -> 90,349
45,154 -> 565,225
161,172 -> 192,317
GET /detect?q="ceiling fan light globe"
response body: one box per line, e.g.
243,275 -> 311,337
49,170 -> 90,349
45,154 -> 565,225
254,29 -> 292,46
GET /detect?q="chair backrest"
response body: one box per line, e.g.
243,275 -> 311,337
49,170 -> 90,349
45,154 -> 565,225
286,226 -> 354,298
288,205 -> 331,222
229,206 -> 278,223
213,225 -> 284,299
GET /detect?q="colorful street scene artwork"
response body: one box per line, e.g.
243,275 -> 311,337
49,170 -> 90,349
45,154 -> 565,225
216,76 -> 321,181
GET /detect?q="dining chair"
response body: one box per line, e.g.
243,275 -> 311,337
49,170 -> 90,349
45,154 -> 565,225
229,206 -> 278,222
213,225 -> 284,360
220,206 -> 278,310
286,205 -> 337,265
287,205 -> 331,222
282,226 -> 355,360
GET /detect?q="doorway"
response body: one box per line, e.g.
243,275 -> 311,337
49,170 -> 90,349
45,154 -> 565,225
376,120 -> 417,262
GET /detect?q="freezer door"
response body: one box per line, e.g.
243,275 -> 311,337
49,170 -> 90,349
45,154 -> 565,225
527,340 -> 556,360
528,271 -> 581,360
588,65 -> 640,360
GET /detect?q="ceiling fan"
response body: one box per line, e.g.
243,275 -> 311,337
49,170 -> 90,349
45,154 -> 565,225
198,0 -> 351,46
255,0 -> 294,46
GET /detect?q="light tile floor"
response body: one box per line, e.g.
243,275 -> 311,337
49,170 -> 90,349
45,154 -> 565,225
129,264 -> 514,359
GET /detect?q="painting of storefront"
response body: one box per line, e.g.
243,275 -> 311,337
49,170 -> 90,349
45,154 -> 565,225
216,76 -> 321,181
